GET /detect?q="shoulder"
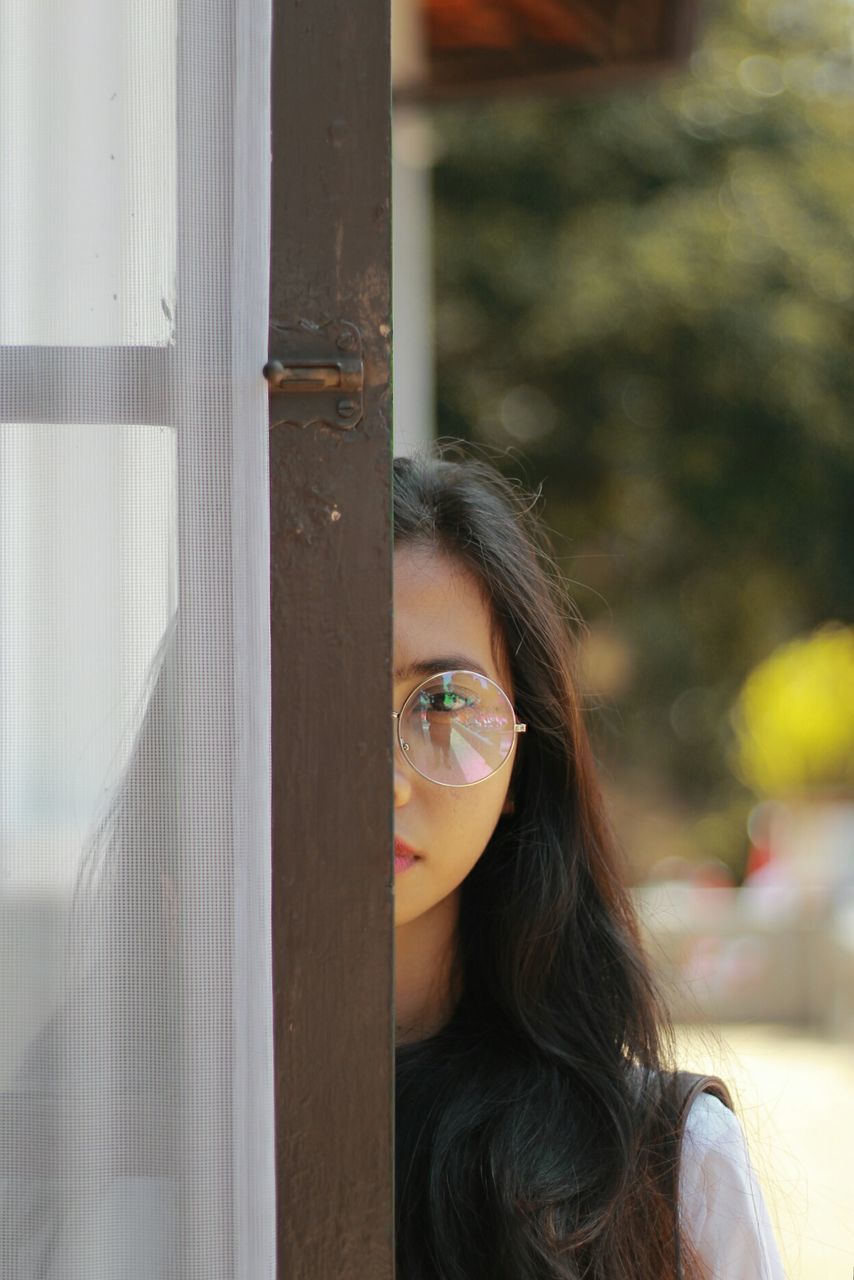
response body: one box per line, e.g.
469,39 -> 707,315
678,1091 -> 786,1279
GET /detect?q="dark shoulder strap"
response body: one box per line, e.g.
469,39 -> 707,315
670,1071 -> 734,1279
672,1070 -> 734,1129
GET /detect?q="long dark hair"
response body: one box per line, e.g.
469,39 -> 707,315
393,449 -> 701,1280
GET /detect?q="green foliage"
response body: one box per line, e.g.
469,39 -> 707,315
432,0 -> 854,840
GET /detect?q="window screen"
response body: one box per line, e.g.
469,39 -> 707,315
0,2 -> 275,1276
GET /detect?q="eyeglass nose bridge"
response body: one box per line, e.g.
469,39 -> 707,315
390,710 -> 409,756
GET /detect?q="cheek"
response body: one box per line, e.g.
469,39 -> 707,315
395,779 -> 512,927
437,777 -> 512,874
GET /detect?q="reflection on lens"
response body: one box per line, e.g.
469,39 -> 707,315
400,671 -> 515,785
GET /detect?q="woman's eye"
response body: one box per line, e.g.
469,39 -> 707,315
417,690 -> 475,713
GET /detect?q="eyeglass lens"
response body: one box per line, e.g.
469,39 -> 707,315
398,671 -> 516,786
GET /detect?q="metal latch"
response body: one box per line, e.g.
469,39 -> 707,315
264,318 -> 363,431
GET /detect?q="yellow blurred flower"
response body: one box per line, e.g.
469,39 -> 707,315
731,624 -> 854,797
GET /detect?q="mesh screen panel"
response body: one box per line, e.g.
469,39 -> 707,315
0,1 -> 274,1276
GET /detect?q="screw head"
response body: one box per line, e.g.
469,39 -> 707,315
336,329 -> 357,352
337,398 -> 356,418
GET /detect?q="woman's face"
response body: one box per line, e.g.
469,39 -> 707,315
393,542 -> 517,929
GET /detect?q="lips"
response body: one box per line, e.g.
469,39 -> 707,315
394,837 -> 421,874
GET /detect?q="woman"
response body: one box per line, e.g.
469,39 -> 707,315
392,450 -> 785,1280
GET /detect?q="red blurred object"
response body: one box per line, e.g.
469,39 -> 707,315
428,0 -> 599,51
400,0 -> 699,99
745,841 -> 773,881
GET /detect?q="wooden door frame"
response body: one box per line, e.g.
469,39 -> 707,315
268,1 -> 394,1276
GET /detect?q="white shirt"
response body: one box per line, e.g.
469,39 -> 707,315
680,1091 -> 786,1279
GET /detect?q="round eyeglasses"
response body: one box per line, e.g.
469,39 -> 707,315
392,669 -> 526,787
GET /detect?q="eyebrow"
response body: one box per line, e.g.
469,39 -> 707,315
393,655 -> 490,682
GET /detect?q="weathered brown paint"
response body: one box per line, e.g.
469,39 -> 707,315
268,0 -> 393,1276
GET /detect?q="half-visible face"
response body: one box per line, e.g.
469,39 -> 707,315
393,542 -> 518,930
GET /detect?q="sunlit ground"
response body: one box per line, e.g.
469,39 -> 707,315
674,1023 -> 854,1280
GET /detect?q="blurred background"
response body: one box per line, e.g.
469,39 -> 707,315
392,0 -> 854,1274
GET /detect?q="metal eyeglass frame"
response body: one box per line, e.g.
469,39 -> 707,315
392,668 -> 527,787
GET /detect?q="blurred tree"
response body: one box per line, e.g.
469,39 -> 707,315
432,0 -> 854,870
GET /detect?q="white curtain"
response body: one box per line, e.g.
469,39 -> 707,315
0,0 -> 275,1276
